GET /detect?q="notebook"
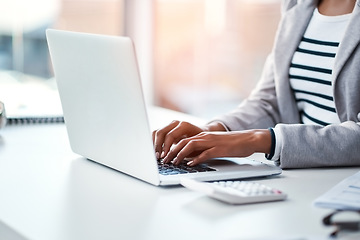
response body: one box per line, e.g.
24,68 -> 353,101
46,29 -> 282,186
0,71 -> 64,125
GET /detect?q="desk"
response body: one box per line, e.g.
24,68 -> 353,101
0,107 -> 359,240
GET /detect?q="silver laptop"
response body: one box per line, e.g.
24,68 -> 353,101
46,29 -> 282,186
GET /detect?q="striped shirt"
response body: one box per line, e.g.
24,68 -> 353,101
289,8 -> 351,126
271,8 -> 352,162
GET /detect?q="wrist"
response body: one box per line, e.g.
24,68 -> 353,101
203,121 -> 227,132
251,129 -> 272,155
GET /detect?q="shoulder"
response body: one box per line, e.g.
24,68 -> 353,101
281,0 -> 315,14
281,0 -> 297,13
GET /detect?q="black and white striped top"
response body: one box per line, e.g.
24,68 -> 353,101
289,8 -> 351,126
271,9 -> 353,162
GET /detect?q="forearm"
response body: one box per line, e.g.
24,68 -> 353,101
203,123 -> 273,156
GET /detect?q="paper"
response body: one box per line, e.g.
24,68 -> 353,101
314,171 -> 360,210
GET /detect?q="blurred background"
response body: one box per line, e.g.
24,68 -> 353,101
0,0 -> 281,119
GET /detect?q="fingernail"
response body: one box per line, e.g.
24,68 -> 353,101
187,161 -> 194,166
160,151 -> 165,159
155,152 -> 160,159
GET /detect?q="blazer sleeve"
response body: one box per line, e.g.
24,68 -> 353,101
275,121 -> 360,168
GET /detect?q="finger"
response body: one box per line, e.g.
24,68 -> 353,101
152,129 -> 157,144
161,124 -> 190,158
173,138 -> 211,165
187,148 -> 217,166
153,120 -> 180,159
162,137 -> 191,164
152,131 -> 160,159
162,122 -> 204,159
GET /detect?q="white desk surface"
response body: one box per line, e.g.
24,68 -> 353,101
0,107 -> 359,240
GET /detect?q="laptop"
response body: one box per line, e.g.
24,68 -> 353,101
46,29 -> 282,186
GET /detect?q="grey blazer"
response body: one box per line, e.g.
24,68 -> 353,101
212,0 -> 360,168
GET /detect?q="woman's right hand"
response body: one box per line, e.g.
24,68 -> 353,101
152,120 -> 204,162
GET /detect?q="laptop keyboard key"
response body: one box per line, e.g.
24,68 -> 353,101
157,160 -> 216,175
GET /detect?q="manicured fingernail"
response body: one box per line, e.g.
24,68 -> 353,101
187,161 -> 194,166
155,152 -> 160,159
161,151 -> 165,158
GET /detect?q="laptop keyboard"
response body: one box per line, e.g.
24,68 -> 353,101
157,160 -> 216,175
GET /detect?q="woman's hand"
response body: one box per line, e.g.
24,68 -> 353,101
152,120 -> 228,162
162,129 -> 271,166
152,120 -> 205,161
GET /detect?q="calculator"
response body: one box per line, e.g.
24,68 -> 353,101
181,178 -> 287,205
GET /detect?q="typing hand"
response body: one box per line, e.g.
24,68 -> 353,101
162,130 -> 272,167
152,120 -> 204,161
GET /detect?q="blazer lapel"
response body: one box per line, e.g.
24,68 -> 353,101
273,0 -> 317,123
332,1 -> 360,82
274,1 -> 317,70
